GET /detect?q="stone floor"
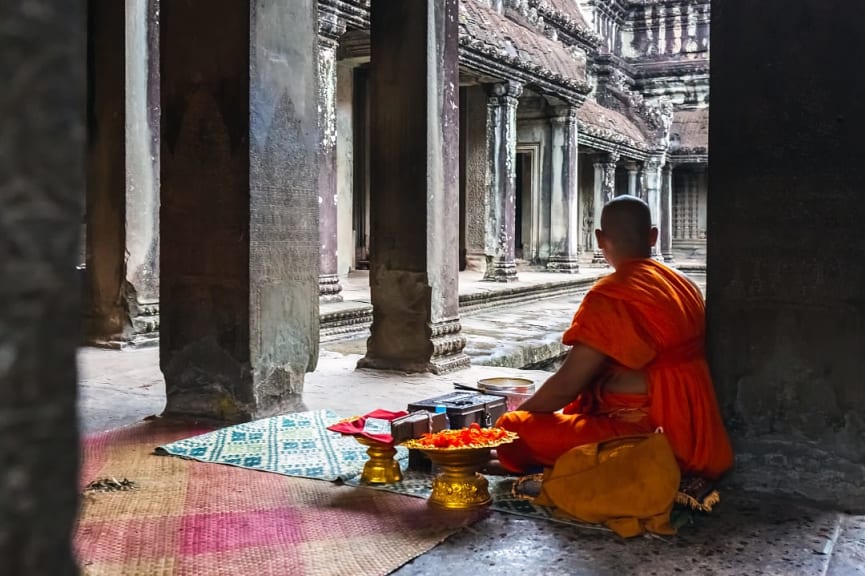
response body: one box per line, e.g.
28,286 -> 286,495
77,345 -> 863,575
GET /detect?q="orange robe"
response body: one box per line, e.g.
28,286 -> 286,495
497,259 -> 734,479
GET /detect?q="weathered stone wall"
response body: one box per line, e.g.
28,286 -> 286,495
1,0 -> 84,572
709,0 -> 865,510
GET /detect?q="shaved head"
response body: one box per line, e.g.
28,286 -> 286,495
598,195 -> 655,262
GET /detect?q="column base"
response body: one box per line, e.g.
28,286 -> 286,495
662,252 -> 674,263
356,318 -> 470,375
164,360 -> 307,422
318,273 -> 344,303
591,251 -> 606,264
546,256 -> 580,273
651,247 -> 665,263
429,318 -> 471,374
482,256 -> 518,282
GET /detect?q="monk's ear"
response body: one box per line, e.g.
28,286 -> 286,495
595,228 -> 604,248
649,226 -> 659,247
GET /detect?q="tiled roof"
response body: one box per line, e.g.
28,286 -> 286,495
670,107 -> 708,151
460,0 -> 587,85
578,98 -> 648,148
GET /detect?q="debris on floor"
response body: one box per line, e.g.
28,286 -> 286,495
84,477 -> 137,493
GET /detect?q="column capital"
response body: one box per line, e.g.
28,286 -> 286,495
486,80 -> 523,104
644,155 -> 665,172
626,161 -> 640,174
593,151 -> 619,167
549,104 -> 578,124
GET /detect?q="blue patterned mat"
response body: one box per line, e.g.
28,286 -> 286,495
156,409 -> 408,482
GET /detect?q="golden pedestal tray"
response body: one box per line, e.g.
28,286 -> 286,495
355,436 -> 402,484
402,433 -> 518,510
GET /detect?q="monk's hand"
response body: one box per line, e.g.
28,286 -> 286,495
518,343 -> 606,413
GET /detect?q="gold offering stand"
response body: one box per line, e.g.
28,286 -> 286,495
355,436 -> 402,484
402,433 -> 518,510
335,416 -> 403,484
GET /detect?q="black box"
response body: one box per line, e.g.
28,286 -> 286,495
390,410 -> 448,444
407,392 -> 507,430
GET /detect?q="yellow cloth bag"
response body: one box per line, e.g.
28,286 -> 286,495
534,433 -> 681,538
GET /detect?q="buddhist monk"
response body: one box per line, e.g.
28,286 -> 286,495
496,195 -> 733,480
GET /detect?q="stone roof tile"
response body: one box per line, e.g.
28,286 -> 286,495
578,98 -> 648,147
541,0 -> 591,29
460,0 -> 587,84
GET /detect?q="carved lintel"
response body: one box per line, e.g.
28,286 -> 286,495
318,10 -> 346,44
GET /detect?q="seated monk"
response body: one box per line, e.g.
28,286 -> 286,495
496,195 -> 733,480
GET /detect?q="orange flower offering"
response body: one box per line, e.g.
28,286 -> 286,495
402,422 -> 517,450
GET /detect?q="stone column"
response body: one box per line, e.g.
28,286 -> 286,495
483,81 -> 522,282
661,163 -> 675,262
627,162 -> 640,198
591,152 -> 619,262
642,155 -> 665,261
1,1 -> 83,571
547,105 -> 580,273
317,15 -> 344,303
160,0 -> 320,421
85,0 -> 161,347
358,0 -> 469,374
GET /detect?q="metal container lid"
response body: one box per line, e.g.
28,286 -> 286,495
477,377 -> 535,395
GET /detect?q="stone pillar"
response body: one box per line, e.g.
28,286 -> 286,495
160,0 -> 320,421
547,105 -> 580,273
85,0 -> 161,347
591,152 -> 619,262
358,0 -> 469,374
661,163 -> 675,262
1,0 -> 83,571
710,0 -> 865,509
627,162 -> 640,198
317,15 -> 344,303
642,155 -> 665,261
483,81 -> 523,282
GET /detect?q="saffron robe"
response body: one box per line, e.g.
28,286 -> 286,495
497,259 -> 734,479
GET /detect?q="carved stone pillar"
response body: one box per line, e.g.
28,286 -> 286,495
160,0 -> 320,420
642,155 -> 665,262
317,16 -> 344,302
359,0 -> 469,374
661,163 -> 675,262
85,0 -> 161,347
547,105 -> 580,273
591,152 -> 619,262
483,80 -> 523,282
627,162 -> 640,198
